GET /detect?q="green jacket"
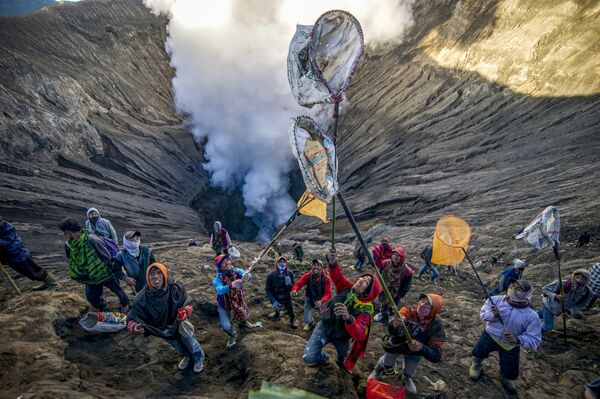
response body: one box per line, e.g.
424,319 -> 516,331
65,229 -> 113,285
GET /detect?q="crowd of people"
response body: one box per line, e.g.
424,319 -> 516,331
0,213 -> 598,395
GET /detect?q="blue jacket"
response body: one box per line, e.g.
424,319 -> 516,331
213,268 -> 250,309
0,221 -> 30,264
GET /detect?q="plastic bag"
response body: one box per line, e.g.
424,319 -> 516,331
79,312 -> 127,333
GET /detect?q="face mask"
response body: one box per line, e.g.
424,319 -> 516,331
507,287 -> 517,299
277,263 -> 286,272
417,304 -> 431,320
123,238 -> 140,257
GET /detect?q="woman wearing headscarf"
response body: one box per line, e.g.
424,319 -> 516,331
127,263 -> 205,373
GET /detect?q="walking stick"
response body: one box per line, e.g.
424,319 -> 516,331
248,195 -> 315,274
336,191 -> 412,342
553,243 -> 568,344
0,262 -> 22,295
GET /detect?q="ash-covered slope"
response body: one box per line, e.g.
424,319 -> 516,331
305,0 -> 600,246
0,0 -> 209,250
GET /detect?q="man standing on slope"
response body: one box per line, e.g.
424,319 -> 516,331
291,259 -> 331,331
210,221 -> 231,256
469,279 -> 541,393
303,249 -> 382,372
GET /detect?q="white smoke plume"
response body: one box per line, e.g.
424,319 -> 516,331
143,0 -> 413,238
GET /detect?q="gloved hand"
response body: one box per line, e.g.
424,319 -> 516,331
284,275 -> 292,287
272,301 -> 282,311
177,305 -> 193,321
127,321 -> 144,335
231,279 -> 243,289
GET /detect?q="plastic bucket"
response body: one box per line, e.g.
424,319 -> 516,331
366,378 -> 406,399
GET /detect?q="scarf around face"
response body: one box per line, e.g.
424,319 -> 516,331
123,236 -> 140,258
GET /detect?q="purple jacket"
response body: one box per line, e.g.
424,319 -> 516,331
480,296 -> 541,350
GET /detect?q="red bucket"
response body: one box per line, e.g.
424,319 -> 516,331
366,377 -> 406,399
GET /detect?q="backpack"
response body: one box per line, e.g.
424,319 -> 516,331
99,237 -> 119,258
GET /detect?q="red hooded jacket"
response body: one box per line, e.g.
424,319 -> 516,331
372,242 -> 393,271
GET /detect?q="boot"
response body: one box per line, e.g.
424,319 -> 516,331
500,375 -> 517,393
177,356 -> 190,371
469,357 -> 483,380
226,332 -> 237,348
32,273 -> 59,291
403,374 -> 417,394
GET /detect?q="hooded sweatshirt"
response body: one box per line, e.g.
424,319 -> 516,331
320,261 -> 382,371
372,242 -> 393,271
383,293 -> 446,363
291,269 -> 332,304
265,259 -> 295,304
542,269 -> 591,315
0,220 -> 30,264
127,263 -> 188,339
480,295 -> 541,350
210,222 -> 231,249
85,208 -> 118,244
380,247 -> 413,302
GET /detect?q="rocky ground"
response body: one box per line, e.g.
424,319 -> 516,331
0,234 -> 598,399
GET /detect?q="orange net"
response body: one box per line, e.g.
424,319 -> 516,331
431,215 -> 471,266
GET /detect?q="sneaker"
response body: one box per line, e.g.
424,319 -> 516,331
403,375 -> 417,394
500,375 -> 517,393
32,273 -> 59,291
177,357 -> 190,371
373,313 -> 385,322
469,357 -> 482,380
303,323 -> 313,332
226,334 -> 237,348
290,320 -> 298,329
193,361 -> 204,373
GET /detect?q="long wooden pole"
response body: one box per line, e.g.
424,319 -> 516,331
247,195 -> 315,274
0,262 -> 22,295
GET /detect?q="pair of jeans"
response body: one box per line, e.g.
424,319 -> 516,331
536,305 -> 556,332
304,298 -> 315,325
376,351 -> 422,378
274,298 -> 295,322
418,263 -> 440,281
303,321 -> 350,365
472,330 -> 520,380
85,276 -> 129,310
166,330 -> 205,364
218,306 -> 235,337
7,257 -> 47,281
